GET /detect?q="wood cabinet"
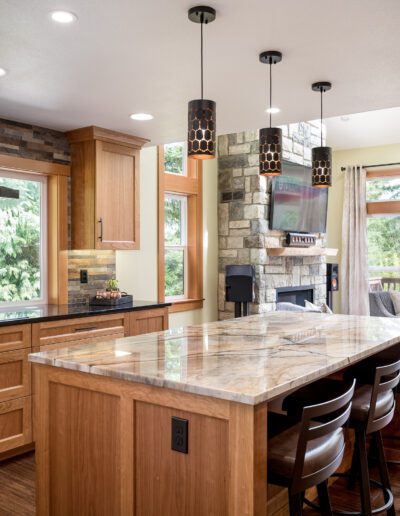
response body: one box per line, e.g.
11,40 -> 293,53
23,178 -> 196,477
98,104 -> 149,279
127,307 -> 169,336
66,126 -> 148,250
0,324 -> 33,457
0,305 -> 168,459
0,396 -> 32,454
32,313 -> 127,352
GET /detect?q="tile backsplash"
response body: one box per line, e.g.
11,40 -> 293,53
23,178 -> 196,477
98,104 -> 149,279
68,250 -> 116,305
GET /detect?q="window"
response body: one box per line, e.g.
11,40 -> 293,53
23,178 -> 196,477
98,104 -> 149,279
366,170 -> 400,291
158,143 -> 203,312
0,170 -> 47,305
164,143 -> 187,176
165,194 -> 187,299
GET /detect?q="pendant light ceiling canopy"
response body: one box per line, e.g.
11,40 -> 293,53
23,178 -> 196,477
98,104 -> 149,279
187,6 -> 216,160
312,81 -> 332,188
259,51 -> 283,177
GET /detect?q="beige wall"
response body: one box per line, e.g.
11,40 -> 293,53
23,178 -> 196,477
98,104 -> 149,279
327,142 -> 400,312
116,146 -> 218,329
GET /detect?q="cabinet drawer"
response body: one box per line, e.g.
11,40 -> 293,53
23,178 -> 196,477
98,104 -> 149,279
33,313 -> 127,351
0,349 -> 31,402
0,396 -> 32,454
0,324 -> 31,353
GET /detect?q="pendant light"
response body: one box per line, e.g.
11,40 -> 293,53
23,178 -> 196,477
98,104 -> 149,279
187,6 -> 216,160
311,81 -> 332,188
259,51 -> 282,176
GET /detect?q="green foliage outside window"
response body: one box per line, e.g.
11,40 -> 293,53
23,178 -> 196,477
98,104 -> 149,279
0,177 -> 42,303
164,195 -> 185,297
367,178 -> 400,278
164,143 -> 184,175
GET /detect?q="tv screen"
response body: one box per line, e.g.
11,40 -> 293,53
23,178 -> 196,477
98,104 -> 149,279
270,162 -> 328,233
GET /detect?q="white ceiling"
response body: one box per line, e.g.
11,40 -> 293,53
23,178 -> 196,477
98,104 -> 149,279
326,107 -> 400,150
0,0 -> 400,145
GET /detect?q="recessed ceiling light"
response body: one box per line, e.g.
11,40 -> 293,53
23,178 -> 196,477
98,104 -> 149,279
340,115 -> 350,122
0,68 -> 8,77
50,10 -> 77,23
266,107 -> 280,114
130,113 -> 154,121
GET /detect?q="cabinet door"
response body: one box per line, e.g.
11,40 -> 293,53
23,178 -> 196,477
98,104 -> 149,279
0,397 -> 32,453
95,141 -> 140,250
129,308 -> 169,336
0,349 -> 31,402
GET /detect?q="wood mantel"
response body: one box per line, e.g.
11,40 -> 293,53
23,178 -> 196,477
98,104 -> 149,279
267,246 -> 338,257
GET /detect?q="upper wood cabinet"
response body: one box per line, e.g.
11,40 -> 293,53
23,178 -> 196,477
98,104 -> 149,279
66,126 -> 148,250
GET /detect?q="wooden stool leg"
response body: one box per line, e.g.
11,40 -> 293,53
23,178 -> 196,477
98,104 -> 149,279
356,428 -> 372,516
288,490 -> 303,516
316,481 -> 333,516
374,431 -> 395,516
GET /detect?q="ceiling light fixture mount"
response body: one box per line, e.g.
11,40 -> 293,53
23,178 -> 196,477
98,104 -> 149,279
0,68 -> 8,77
311,81 -> 332,188
187,6 -> 216,160
259,50 -> 283,177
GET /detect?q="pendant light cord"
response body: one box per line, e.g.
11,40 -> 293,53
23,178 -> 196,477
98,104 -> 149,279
200,19 -> 204,100
320,88 -> 323,147
269,62 -> 272,127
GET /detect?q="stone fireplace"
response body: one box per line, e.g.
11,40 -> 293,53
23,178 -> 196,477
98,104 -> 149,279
218,122 -> 327,320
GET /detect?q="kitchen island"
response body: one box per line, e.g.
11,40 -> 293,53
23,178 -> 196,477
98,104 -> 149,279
30,312 -> 400,515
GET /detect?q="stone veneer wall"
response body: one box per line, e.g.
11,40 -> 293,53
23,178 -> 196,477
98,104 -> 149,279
218,122 -> 327,320
0,118 -> 116,304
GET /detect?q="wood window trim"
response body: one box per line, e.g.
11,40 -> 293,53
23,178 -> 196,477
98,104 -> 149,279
157,145 -> 203,313
0,154 -> 70,305
366,171 -> 400,216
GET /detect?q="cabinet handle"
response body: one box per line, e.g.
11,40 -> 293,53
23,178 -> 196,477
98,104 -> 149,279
74,326 -> 97,332
98,218 -> 103,241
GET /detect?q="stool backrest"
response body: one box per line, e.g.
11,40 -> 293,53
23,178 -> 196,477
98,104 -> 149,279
291,379 -> 355,493
367,359 -> 400,434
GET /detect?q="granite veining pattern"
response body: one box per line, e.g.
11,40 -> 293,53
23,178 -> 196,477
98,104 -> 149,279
29,312 -> 400,405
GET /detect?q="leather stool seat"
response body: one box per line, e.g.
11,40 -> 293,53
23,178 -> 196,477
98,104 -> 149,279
350,384 -> 394,424
268,423 -> 345,483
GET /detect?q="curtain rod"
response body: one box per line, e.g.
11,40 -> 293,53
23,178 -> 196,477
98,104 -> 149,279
340,162 -> 400,171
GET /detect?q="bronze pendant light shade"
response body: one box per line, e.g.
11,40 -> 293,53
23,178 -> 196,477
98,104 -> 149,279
312,82 -> 332,188
187,6 -> 216,160
259,51 -> 282,177
259,127 -> 282,176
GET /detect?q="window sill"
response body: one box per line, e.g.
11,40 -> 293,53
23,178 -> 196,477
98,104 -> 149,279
167,298 -> 204,313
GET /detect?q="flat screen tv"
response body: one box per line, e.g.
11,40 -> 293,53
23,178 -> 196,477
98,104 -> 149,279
270,161 -> 328,233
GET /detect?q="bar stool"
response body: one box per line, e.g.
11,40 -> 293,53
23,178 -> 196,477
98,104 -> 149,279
284,359 -> 400,516
268,380 -> 355,516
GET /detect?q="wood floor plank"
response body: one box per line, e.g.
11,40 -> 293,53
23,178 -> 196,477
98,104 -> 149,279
0,452 -> 35,516
0,447 -> 400,515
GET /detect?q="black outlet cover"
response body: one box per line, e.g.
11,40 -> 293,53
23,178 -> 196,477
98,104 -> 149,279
171,416 -> 188,454
80,269 -> 88,284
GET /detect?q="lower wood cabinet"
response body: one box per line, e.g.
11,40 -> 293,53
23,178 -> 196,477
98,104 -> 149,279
0,306 -> 169,459
127,307 -> 169,336
0,348 -> 31,402
32,313 -> 127,352
0,396 -> 32,454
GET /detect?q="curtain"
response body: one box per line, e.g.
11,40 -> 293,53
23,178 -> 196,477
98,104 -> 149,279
341,165 -> 370,315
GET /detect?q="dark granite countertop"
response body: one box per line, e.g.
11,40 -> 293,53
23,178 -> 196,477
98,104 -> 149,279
0,301 -> 171,327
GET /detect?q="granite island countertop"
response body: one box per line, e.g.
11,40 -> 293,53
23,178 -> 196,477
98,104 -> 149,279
0,300 -> 170,327
29,312 -> 400,405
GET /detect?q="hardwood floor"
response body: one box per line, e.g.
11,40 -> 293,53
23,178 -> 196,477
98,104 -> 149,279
0,446 -> 400,515
0,452 -> 35,516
